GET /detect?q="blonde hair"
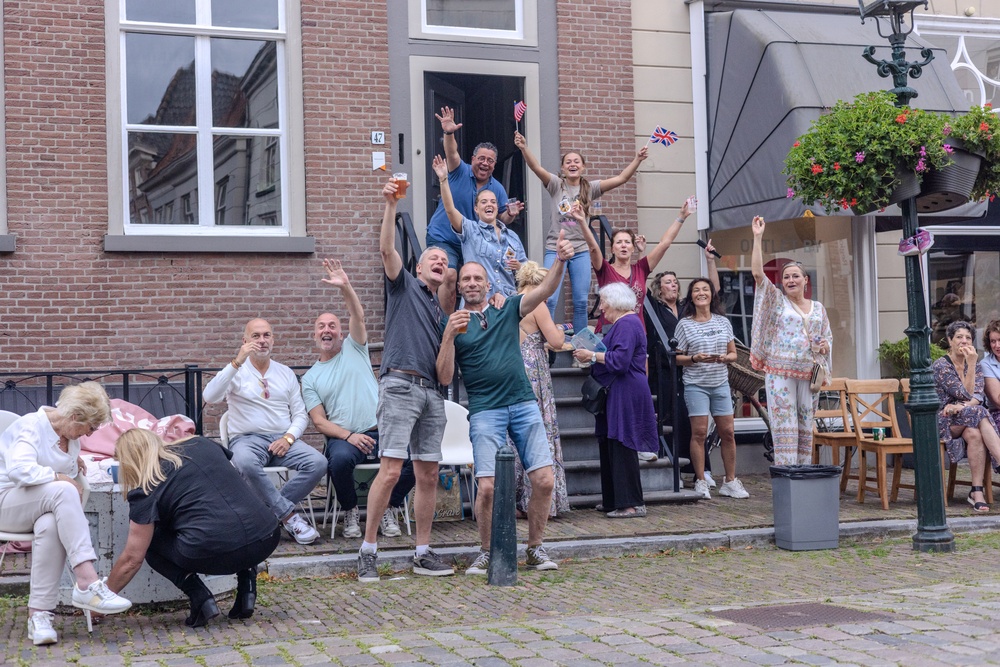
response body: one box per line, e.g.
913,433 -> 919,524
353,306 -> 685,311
515,261 -> 547,290
55,382 -> 111,428
115,429 -> 185,497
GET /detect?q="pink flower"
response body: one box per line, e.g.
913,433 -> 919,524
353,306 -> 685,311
915,158 -> 927,172
855,151 -> 865,163
942,124 -> 952,136
943,143 -> 954,153
786,188 -> 795,198
919,145 -> 927,158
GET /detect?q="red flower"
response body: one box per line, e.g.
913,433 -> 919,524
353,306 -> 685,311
793,141 -> 800,147
986,103 -> 993,109
811,163 -> 823,174
840,198 -> 849,210
981,122 -> 991,132
833,162 -> 840,171
895,114 -> 908,124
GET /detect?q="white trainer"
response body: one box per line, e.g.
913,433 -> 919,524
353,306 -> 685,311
704,471 -> 717,488
380,507 -> 402,537
284,513 -> 319,545
72,579 -> 132,615
718,477 -> 750,499
693,479 -> 711,499
27,611 -> 57,646
342,506 -> 362,539
637,451 -> 658,463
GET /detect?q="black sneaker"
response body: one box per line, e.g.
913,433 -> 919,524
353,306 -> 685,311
357,550 -> 379,583
525,545 -> 558,571
412,548 -> 455,577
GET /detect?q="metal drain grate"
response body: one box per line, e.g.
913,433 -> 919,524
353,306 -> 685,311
711,603 -> 893,630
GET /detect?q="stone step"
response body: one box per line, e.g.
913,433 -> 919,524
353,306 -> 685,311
563,458 -> 689,496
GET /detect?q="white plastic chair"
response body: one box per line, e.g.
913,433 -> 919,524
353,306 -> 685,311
440,400 -> 477,519
219,411 -> 317,528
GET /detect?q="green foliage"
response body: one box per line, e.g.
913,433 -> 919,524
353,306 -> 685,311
876,337 -> 947,379
784,91 -> 951,214
948,103 -> 1000,200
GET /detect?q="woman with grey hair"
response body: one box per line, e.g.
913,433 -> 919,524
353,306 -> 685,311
0,382 -> 132,645
573,283 -> 658,517
933,320 -> 1000,512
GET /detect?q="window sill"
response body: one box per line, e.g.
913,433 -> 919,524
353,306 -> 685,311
103,235 -> 315,253
0,235 -> 14,253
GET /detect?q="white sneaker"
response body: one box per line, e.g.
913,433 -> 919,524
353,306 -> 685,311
718,477 -> 750,499
380,507 -> 402,538
27,611 -> 57,646
284,513 -> 318,545
704,471 -> 717,488
637,451 -> 658,463
693,479 -> 711,499
342,506 -> 361,539
72,578 -> 132,615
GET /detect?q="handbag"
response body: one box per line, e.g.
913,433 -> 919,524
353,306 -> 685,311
787,299 -> 828,392
581,374 -> 610,415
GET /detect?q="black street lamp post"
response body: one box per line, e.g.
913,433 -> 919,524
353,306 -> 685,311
858,0 -> 953,552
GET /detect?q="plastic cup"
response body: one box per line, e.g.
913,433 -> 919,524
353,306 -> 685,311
392,172 -> 409,199
110,463 -> 119,484
456,310 -> 469,334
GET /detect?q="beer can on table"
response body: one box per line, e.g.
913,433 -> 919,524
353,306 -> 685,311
872,427 -> 885,441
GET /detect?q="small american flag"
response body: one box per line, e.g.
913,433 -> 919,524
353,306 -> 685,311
514,100 -> 527,122
650,126 -> 679,146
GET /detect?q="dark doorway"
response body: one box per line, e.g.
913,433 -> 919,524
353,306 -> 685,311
423,72 -> 526,240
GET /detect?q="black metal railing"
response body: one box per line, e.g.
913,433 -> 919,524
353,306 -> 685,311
643,304 -> 683,494
588,214 -> 614,320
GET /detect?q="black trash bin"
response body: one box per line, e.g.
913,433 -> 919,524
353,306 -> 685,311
770,464 -> 842,551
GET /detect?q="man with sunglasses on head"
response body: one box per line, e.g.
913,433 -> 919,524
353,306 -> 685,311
435,226 -> 575,576
203,318 -> 326,546
427,107 -> 525,305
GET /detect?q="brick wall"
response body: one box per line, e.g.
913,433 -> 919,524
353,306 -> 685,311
0,1 -> 392,371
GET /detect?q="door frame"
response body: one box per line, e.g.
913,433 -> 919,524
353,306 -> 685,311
408,55 -> 541,257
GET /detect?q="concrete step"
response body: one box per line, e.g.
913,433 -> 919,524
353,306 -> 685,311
563,458 -> 690,496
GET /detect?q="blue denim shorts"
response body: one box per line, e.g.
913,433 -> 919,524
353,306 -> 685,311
376,375 -> 446,461
683,382 -> 734,417
468,401 -> 553,478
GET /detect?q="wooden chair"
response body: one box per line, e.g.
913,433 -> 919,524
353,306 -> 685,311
900,378 -> 994,504
847,379 -> 914,510
811,378 -> 857,493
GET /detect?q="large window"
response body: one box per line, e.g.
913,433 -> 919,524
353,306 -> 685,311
107,0 -> 306,247
409,0 -> 537,46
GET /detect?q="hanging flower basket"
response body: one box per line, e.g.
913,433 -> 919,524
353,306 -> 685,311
851,169 -> 920,215
947,104 -> 1000,204
915,138 -> 983,213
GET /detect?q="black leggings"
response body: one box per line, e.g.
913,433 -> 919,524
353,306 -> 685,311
598,437 -> 644,510
144,526 -> 281,589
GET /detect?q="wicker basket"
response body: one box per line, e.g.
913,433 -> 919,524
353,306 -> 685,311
729,341 -> 764,398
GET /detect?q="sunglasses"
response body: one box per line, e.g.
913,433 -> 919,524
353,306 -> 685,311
470,311 -> 488,331
258,377 -> 270,400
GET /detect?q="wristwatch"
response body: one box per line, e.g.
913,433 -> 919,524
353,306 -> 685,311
283,434 -> 295,446
591,352 -> 597,363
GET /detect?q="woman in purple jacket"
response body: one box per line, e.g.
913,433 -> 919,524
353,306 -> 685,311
574,282 -> 658,517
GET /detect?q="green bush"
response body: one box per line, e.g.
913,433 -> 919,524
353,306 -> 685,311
876,337 -> 947,379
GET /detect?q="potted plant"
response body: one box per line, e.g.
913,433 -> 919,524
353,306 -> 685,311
947,103 -> 1000,203
785,91 -> 953,215
876,337 -> 947,380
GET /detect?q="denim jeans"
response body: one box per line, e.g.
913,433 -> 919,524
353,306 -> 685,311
229,433 -> 327,521
469,401 -> 553,478
543,249 -> 592,334
324,430 -> 415,510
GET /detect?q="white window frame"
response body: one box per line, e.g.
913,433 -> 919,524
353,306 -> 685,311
409,0 -> 537,47
105,0 -> 308,250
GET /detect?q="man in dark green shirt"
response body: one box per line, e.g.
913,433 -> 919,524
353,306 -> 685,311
437,231 -> 574,575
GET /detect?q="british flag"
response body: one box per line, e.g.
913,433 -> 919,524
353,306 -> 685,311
514,100 -> 527,122
650,126 -> 679,146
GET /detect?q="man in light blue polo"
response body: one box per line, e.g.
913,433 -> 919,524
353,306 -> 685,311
435,231 -> 574,576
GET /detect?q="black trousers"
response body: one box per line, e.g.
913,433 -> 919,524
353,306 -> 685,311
144,525 -> 281,589
598,437 -> 644,510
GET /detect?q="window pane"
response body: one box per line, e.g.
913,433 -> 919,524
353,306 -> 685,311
214,135 -> 281,226
426,0 -> 515,31
212,0 -> 279,30
211,39 -> 279,129
928,250 -> 999,347
126,34 -> 196,126
128,131 -> 198,225
125,0 -> 196,24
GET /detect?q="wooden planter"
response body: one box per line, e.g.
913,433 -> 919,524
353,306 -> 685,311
915,140 -> 983,213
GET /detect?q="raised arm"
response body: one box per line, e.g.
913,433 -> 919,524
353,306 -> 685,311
751,216 -> 766,286
572,202 -> 604,271
645,198 -> 693,271
321,258 -> 366,345
705,238 -> 721,293
435,106 -> 463,173
432,154 -> 464,234
521,230 -> 574,315
514,130 -> 551,186
379,181 -> 403,281
598,146 -> 649,193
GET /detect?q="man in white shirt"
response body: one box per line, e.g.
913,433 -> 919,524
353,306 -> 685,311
203,318 -> 325,545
